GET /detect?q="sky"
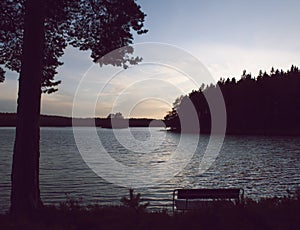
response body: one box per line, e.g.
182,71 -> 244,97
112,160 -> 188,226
1,0 -> 300,119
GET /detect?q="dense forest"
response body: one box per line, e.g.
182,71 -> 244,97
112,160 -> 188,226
164,65 -> 300,135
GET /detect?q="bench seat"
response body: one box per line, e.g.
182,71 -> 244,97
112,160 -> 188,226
173,188 -> 244,213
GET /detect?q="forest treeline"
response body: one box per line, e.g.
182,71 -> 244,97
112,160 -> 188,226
164,65 -> 300,135
0,113 -> 163,128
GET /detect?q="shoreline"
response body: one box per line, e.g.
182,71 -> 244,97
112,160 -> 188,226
1,193 -> 299,229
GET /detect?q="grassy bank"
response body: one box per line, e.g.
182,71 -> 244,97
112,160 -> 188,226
1,191 -> 300,230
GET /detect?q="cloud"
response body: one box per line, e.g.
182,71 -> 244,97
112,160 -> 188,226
2,0 -> 300,119
41,92 -> 74,116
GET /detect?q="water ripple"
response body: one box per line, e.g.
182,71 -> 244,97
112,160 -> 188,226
0,128 -> 300,213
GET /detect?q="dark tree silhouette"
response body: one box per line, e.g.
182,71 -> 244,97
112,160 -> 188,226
107,112 -> 124,119
165,66 -> 300,135
0,68 -> 4,82
0,0 -> 147,217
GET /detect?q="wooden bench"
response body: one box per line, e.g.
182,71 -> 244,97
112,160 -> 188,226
172,188 -> 244,213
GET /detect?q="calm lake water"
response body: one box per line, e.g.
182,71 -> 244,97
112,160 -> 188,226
0,127 -> 300,213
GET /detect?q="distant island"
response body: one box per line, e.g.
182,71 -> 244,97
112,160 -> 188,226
0,113 -> 164,128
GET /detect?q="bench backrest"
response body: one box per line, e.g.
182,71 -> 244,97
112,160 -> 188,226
176,188 -> 241,200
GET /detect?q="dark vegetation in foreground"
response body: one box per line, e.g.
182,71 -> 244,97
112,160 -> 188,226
1,189 -> 300,230
165,65 -> 300,135
0,113 -> 163,127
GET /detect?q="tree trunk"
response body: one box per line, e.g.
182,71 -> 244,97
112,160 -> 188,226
10,0 -> 45,217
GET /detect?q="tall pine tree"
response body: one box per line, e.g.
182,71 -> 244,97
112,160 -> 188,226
0,0 -> 147,217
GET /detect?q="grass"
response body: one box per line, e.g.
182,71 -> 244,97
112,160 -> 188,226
1,189 -> 300,230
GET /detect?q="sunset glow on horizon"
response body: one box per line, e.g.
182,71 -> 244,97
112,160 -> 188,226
1,0 -> 300,119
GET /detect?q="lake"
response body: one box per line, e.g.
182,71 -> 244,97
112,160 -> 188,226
1,127 -> 300,213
